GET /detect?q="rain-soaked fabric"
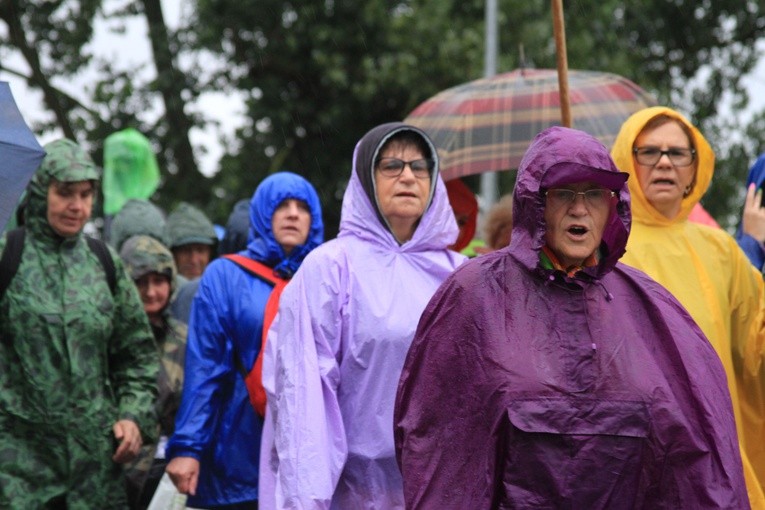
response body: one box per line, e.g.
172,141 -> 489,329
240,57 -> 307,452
260,123 -> 465,509
0,139 -> 158,509
109,198 -> 168,252
120,235 -> 187,507
102,128 -> 161,216
165,202 -> 217,249
166,172 -> 323,508
736,153 -> 765,270
394,126 -> 748,509
612,107 -> 765,507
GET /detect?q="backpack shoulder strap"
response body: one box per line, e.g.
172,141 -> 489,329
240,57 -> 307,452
222,253 -> 286,287
86,236 -> 117,296
0,228 -> 26,301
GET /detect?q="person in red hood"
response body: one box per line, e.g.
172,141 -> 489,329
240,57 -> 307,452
394,126 -> 747,509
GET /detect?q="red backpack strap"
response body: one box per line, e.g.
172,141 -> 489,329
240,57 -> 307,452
223,254 -> 288,417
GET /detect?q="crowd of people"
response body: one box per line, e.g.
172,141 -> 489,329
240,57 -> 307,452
1,106 -> 765,509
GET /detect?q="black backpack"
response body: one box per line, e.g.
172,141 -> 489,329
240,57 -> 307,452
0,228 -> 116,300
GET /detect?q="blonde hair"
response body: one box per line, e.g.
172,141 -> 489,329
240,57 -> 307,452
483,194 -> 514,249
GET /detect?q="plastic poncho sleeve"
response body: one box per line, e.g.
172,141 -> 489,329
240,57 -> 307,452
267,252 -> 347,509
108,249 -> 160,439
737,234 -> 765,272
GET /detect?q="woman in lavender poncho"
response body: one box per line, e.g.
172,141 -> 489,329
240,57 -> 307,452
259,122 -> 465,509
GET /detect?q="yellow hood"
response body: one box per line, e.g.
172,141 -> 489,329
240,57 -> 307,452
610,106 -> 715,226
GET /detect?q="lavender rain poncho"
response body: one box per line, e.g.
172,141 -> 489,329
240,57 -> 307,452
260,123 -> 466,509
394,127 -> 748,509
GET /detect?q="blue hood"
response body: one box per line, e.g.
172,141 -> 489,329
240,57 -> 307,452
246,171 -> 324,277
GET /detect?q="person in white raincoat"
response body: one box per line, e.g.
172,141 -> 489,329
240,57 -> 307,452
259,122 -> 466,509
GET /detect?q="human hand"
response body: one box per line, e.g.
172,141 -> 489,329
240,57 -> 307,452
112,419 -> 142,464
166,456 -> 200,496
742,183 -> 765,243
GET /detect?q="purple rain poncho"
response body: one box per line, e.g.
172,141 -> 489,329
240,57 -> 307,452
260,123 -> 466,509
394,127 -> 748,509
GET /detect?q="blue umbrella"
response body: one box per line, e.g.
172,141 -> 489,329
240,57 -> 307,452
0,81 -> 45,233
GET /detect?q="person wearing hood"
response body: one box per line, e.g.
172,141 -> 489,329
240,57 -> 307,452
165,202 -> 218,281
119,235 -> 188,509
165,172 -> 323,509
736,152 -> 765,271
612,107 -> 765,507
0,139 -> 158,508
109,198 -> 169,252
259,123 -> 465,509
394,127 -> 747,509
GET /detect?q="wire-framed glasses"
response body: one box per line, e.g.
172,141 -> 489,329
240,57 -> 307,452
632,146 -> 696,167
376,158 -> 433,179
544,188 -> 616,208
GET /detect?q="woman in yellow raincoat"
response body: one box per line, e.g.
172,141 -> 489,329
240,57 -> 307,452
612,106 -> 765,507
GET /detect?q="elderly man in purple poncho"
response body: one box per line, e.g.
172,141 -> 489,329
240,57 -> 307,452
394,126 -> 748,509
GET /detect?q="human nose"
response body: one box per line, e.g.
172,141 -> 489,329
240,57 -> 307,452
398,164 -> 417,181
568,193 -> 588,214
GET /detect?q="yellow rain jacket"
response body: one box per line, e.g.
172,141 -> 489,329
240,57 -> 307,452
612,106 -> 765,508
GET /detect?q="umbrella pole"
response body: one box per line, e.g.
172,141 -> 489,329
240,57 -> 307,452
551,0 -> 571,127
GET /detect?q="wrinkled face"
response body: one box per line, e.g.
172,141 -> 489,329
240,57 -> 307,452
271,198 -> 312,255
135,272 -> 171,320
633,121 -> 696,219
46,180 -> 94,238
173,243 -> 212,279
543,182 -> 614,269
374,141 -> 432,242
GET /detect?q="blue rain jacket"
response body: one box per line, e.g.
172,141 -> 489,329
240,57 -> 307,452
166,172 -> 323,507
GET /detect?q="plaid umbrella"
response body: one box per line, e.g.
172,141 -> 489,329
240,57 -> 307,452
405,68 -> 657,181
0,81 -> 45,233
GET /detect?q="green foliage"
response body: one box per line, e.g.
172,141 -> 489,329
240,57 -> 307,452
0,0 -> 764,234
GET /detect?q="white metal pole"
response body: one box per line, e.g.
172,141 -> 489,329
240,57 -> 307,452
480,0 -> 499,210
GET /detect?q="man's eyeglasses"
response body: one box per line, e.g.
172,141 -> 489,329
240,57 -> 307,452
376,158 -> 433,179
544,188 -> 616,208
632,147 -> 696,167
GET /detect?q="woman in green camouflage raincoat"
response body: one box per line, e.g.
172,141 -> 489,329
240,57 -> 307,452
0,139 -> 158,509
119,234 -> 188,509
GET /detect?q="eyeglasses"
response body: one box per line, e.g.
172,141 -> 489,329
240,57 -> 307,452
544,188 -> 616,208
632,146 -> 696,167
376,158 -> 433,179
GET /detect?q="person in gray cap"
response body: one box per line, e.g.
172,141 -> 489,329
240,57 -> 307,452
166,202 -> 217,280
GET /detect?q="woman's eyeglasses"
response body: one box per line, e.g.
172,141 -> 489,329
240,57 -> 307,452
544,188 -> 616,208
376,158 -> 433,179
632,147 -> 696,167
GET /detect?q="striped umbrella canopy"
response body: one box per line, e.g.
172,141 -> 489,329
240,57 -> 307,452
405,68 -> 657,182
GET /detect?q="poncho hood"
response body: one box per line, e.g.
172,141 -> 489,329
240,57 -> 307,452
119,234 -> 178,294
165,202 -> 217,248
245,171 -> 324,277
109,198 -> 168,251
510,126 -> 630,279
341,122 -> 457,250
26,138 -> 100,241
611,106 -> 714,226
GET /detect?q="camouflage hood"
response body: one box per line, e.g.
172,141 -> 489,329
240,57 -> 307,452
119,234 -> 178,293
109,199 -> 168,251
165,202 -> 217,249
26,139 -> 100,239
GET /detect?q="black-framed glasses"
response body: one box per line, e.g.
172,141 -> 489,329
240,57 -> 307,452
544,188 -> 616,208
376,158 -> 433,179
632,146 -> 696,167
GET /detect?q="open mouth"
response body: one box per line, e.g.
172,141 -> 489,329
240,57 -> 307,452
568,226 -> 588,236
652,178 -> 675,186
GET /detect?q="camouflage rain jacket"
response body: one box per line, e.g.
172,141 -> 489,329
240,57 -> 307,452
0,139 -> 158,510
120,234 -> 187,505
